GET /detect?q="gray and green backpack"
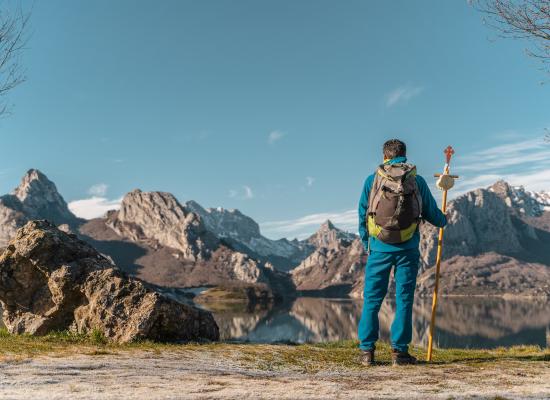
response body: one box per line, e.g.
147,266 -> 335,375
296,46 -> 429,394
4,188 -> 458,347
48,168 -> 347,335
367,163 -> 422,244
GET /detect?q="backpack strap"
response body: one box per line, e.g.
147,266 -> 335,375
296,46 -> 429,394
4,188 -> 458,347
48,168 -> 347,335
404,166 -> 423,221
366,168 -> 387,240
414,181 -> 422,220
368,168 -> 386,214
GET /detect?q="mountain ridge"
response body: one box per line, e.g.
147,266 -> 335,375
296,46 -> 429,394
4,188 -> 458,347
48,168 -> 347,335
0,168 -> 548,299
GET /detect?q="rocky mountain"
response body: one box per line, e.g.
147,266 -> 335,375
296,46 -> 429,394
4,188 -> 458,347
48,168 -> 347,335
108,190 -> 219,262
490,180 -> 550,217
185,200 -> 312,271
291,182 -> 550,299
291,221 -> 363,296
416,252 -> 550,298
423,182 -> 549,264
0,169 -> 81,247
419,181 -> 549,267
80,189 -> 294,296
1,169 -> 548,300
0,170 -> 295,297
349,181 -> 550,298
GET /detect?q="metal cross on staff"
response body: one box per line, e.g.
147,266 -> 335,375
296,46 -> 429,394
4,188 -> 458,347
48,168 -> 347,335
426,145 -> 459,362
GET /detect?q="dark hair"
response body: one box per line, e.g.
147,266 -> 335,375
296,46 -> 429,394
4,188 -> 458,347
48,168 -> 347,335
383,139 -> 406,159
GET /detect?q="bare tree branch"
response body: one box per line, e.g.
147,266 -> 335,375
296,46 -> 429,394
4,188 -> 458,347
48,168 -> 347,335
0,3 -> 29,117
474,1 -> 550,73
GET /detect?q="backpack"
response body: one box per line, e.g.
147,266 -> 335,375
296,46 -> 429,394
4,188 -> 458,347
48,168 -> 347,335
367,163 -> 422,244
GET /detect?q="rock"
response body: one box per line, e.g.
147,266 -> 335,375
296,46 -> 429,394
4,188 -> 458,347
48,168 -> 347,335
0,220 -> 219,342
57,224 -> 73,234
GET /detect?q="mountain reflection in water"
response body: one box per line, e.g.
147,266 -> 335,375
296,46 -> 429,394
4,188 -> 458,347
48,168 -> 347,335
206,297 -> 550,349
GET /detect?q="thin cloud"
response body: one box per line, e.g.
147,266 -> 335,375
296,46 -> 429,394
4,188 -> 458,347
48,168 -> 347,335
385,85 -> 423,107
229,186 -> 254,200
268,130 -> 285,145
88,183 -> 108,197
453,134 -> 550,195
243,185 -> 254,199
306,176 -> 315,187
262,133 -> 550,240
68,197 -> 122,219
261,209 -> 357,239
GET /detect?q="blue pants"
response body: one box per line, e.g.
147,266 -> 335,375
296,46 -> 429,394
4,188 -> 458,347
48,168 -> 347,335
358,249 -> 420,352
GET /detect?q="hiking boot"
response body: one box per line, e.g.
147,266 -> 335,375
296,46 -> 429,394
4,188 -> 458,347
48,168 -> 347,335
391,349 -> 417,366
360,350 -> 375,366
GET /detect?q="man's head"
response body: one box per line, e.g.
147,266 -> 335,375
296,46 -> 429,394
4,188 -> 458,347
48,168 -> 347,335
383,139 -> 406,160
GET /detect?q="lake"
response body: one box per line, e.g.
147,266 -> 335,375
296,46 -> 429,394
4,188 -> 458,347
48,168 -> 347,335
1,294 -> 547,349
204,297 -> 550,349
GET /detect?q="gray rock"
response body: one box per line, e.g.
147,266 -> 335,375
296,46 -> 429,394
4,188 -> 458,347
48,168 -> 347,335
0,220 -> 219,342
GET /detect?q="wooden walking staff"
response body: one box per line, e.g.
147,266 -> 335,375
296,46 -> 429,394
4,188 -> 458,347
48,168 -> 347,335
426,145 -> 458,362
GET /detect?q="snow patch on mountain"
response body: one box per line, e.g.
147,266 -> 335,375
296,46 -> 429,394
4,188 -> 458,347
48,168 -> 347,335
489,180 -> 550,216
185,200 -> 309,261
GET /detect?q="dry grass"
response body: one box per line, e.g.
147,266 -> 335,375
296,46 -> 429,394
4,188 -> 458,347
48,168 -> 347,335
0,328 -> 547,373
234,340 -> 550,373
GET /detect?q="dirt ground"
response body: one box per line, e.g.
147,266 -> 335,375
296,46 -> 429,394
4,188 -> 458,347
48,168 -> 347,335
0,350 -> 549,400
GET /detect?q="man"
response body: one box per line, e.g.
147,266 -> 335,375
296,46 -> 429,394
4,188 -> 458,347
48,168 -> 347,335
357,139 -> 453,366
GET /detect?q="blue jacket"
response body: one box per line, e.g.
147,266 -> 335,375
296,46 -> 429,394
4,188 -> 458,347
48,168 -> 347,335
358,156 -> 447,253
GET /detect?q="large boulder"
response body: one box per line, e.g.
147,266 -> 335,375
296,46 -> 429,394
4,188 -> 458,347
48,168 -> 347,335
0,220 -> 219,342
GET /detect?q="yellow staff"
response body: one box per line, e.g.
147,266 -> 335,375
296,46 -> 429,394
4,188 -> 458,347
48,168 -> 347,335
426,145 -> 458,362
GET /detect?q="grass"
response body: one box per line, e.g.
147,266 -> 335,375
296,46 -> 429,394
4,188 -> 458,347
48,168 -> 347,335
0,328 -> 180,359
234,340 -> 550,373
0,328 -> 548,374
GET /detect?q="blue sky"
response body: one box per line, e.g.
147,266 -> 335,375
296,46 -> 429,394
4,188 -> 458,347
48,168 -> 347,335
0,0 -> 548,239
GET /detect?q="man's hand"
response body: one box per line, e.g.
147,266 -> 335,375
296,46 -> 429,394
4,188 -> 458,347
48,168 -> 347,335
436,174 -> 455,191
360,251 -> 368,266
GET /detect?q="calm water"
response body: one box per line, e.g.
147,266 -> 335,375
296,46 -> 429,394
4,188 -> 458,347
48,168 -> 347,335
1,294 -> 547,349
204,297 -> 550,349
